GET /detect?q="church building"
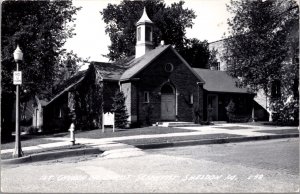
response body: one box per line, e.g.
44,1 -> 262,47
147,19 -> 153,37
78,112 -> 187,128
38,8 -> 255,131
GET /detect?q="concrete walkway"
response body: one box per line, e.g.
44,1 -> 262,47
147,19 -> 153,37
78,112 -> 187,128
2,123 -> 298,156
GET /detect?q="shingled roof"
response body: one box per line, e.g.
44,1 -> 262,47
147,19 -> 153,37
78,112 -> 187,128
91,61 -> 129,81
192,68 -> 252,94
120,45 -> 170,81
46,70 -> 87,106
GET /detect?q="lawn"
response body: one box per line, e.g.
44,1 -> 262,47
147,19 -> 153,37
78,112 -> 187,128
65,126 -> 195,139
1,126 -> 194,150
255,129 -> 299,134
116,133 -> 244,146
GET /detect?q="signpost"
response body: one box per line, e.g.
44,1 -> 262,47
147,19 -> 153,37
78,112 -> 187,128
13,71 -> 22,85
102,112 -> 115,132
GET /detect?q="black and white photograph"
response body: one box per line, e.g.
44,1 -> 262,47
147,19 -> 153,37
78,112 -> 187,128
1,0 -> 299,193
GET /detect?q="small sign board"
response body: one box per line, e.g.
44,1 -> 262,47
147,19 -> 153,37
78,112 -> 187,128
13,71 -> 22,85
102,112 -> 115,132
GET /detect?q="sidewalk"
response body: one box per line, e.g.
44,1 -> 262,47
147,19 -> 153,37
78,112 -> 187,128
1,123 -> 298,164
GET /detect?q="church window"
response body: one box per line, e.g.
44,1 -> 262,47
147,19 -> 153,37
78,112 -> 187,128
161,84 -> 174,94
145,26 -> 152,41
271,80 -> 281,98
190,94 -> 194,104
144,91 -> 150,103
164,63 -> 174,72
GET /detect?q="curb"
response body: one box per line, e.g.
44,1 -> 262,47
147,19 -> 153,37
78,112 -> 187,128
135,133 -> 299,149
2,147 -> 103,165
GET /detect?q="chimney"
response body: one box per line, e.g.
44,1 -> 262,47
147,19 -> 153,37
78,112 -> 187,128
160,40 -> 165,46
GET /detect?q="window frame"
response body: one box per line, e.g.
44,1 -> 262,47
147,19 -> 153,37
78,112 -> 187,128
190,94 -> 194,104
164,63 -> 174,73
144,91 -> 150,103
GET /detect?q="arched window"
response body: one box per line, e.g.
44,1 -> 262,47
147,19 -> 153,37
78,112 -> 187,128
161,84 -> 174,94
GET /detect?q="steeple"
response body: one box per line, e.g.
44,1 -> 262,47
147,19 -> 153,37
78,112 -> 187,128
135,7 -> 154,58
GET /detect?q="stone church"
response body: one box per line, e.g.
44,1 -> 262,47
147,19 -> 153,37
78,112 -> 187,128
35,8 -> 256,131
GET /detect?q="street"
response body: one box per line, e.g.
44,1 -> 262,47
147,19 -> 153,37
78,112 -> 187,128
1,138 -> 299,193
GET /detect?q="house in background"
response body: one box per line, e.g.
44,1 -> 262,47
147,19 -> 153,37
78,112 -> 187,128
209,24 -> 299,122
35,8 -> 256,131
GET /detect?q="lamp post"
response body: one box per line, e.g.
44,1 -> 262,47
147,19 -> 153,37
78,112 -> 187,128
12,45 -> 23,158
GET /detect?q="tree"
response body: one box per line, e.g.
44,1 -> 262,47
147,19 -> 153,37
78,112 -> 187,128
223,0 -> 299,123
111,90 -> 129,128
1,1 -> 81,138
207,48 -> 219,70
56,50 -> 89,82
181,39 -> 210,68
101,0 -> 209,68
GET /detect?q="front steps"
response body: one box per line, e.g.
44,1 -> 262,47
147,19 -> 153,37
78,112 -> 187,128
155,121 -> 199,127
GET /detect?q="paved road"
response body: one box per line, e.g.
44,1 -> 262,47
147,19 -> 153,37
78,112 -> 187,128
1,138 -> 299,193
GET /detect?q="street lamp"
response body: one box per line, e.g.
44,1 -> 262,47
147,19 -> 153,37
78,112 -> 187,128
12,45 -> 23,158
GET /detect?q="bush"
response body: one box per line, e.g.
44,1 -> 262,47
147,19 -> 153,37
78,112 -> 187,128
193,105 -> 202,124
225,99 -> 250,123
142,104 -> 154,126
22,126 -> 39,135
111,90 -> 129,128
270,97 -> 299,125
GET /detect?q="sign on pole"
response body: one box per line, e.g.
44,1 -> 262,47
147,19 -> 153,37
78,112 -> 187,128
102,112 -> 115,132
13,71 -> 22,85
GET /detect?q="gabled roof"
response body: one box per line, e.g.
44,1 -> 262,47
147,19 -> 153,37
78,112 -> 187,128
120,45 -> 205,83
120,45 -> 170,81
46,70 -> 87,106
91,61 -> 128,81
192,68 -> 252,94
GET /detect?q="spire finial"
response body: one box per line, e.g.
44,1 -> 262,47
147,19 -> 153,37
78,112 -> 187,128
137,6 -> 153,25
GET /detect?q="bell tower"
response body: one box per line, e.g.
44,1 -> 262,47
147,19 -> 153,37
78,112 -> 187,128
135,7 -> 154,58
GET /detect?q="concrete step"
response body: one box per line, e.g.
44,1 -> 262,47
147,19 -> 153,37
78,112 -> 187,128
155,122 -> 199,127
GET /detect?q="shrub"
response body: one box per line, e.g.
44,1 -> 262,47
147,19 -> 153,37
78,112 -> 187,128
270,97 -> 299,125
225,99 -> 250,123
111,90 -> 129,128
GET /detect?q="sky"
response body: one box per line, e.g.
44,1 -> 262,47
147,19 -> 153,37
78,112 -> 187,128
64,0 -> 232,69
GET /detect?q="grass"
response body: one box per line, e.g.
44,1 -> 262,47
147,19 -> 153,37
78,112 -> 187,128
255,129 -> 299,134
116,133 -> 244,146
65,126 -> 195,139
1,126 -> 193,150
213,126 -> 252,130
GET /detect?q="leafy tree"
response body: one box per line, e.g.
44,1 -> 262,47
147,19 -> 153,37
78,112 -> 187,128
181,38 -> 210,68
207,48 -> 219,70
56,50 -> 89,82
1,1 -> 80,138
223,0 -> 299,123
111,90 -> 129,128
101,0 -> 210,67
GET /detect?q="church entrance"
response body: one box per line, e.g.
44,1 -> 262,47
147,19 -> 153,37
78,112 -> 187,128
161,83 -> 176,120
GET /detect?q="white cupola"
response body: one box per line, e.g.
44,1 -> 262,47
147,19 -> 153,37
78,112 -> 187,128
135,7 -> 154,58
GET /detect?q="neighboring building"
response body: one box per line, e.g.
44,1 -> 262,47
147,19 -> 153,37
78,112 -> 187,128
208,39 -> 228,71
208,22 -> 299,122
37,8 -> 256,131
209,38 -> 270,121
